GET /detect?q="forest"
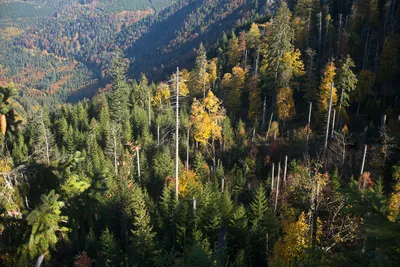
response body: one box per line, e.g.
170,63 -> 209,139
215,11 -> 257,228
1,0 -> 400,266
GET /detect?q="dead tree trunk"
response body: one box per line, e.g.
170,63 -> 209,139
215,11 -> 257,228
261,96 -> 267,130
266,112 -> 273,141
175,67 -> 180,200
186,127 -> 190,170
337,14 -> 342,57
305,102 -> 312,155
274,162 -> 281,214
360,145 -> 368,175
271,163 -> 275,190
136,147 -> 141,185
323,83 -> 334,168
283,156 -> 288,185
331,109 -> 336,138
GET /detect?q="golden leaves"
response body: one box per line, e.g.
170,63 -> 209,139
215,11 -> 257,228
276,87 -> 296,121
281,48 -> 305,78
318,61 -> 338,113
190,91 -> 225,145
152,82 -> 170,107
271,212 -> 311,265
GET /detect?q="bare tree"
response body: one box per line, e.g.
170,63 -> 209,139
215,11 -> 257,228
106,123 -> 121,176
175,67 -> 180,200
34,111 -> 55,165
323,83 -> 334,168
305,102 -> 312,155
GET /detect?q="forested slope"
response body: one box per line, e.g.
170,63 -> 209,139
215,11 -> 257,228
1,0 -> 400,266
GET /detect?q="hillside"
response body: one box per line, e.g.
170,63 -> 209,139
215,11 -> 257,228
0,0 -> 272,107
1,0 -> 400,266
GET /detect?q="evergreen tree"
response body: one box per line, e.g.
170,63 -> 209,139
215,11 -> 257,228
22,190 -> 69,265
109,49 -> 130,124
336,55 -> 358,109
129,183 -> 156,264
264,2 -> 294,83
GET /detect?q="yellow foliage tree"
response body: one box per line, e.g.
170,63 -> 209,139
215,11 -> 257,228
227,37 -> 242,66
280,48 -> 305,86
223,65 -> 246,116
247,23 -> 261,50
388,182 -> 400,222
190,91 -> 225,146
208,58 -> 218,87
388,167 -> 400,221
176,169 -> 201,197
276,87 -> 296,122
318,61 -> 337,114
152,82 -> 170,107
271,212 -> 311,265
268,121 -> 280,138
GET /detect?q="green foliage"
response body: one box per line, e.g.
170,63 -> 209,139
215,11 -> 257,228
336,55 -> 358,108
24,190 -> 69,263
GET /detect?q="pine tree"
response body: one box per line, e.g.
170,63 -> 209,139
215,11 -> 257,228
377,33 -> 399,84
353,70 -> 375,115
336,55 -> 358,109
264,2 -> 294,83
24,190 -> 69,264
129,183 -> 156,264
99,228 -> 121,267
105,123 -> 122,176
250,185 -> 268,229
191,43 -> 210,97
109,49 -> 130,124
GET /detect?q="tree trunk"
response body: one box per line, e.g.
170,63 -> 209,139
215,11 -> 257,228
306,11 -> 311,48
157,124 -> 160,147
175,67 -> 180,200
35,254 -> 45,267
323,10 -> 330,54
266,112 -> 273,141
271,163 -> 275,190
261,96 -> 266,130
0,114 -> 6,136
323,83 -> 334,169
336,87 -> 344,130
331,109 -> 336,138
186,127 -> 190,170
114,135 -> 118,176
360,145 -> 367,176
274,162 -> 281,214
283,156 -> 288,185
337,14 -> 342,57
255,49 -> 260,75
136,147 -> 141,185
362,30 -> 369,69
305,102 -> 312,155
148,89 -> 151,126
318,12 -> 322,56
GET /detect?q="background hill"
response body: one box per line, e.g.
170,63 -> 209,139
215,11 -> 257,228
0,0 -> 272,108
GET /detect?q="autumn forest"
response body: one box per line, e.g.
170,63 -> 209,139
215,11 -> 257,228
0,0 -> 400,266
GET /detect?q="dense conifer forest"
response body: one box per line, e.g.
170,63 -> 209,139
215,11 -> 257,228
1,0 -> 400,266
